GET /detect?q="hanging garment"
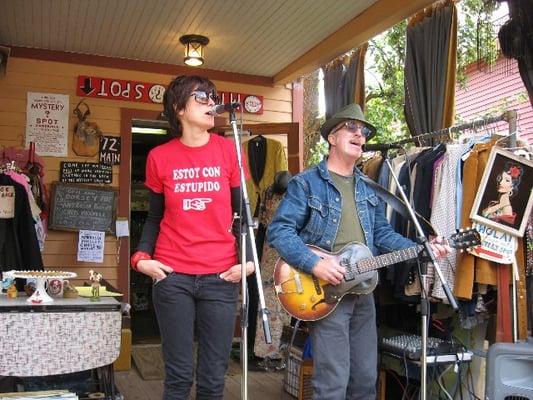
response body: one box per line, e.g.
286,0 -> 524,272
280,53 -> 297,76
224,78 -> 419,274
385,156 -> 406,220
244,136 -> 287,217
1,147 -> 47,211
5,170 -> 45,250
253,183 -> 290,359
526,222 -> 533,277
454,138 -> 500,299
429,143 -> 471,301
361,153 -> 383,181
0,174 -> 44,272
389,147 -> 429,236
411,144 -> 446,221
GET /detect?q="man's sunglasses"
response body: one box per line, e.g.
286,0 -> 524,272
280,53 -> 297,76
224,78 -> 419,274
190,90 -> 219,104
332,121 -> 372,138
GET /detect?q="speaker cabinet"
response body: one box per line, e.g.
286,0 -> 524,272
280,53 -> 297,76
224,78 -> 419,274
485,339 -> 533,400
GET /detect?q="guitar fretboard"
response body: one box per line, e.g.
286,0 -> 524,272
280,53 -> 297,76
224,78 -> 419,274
346,245 -> 421,279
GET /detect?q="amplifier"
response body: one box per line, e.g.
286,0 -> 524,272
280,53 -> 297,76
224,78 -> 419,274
485,340 -> 533,400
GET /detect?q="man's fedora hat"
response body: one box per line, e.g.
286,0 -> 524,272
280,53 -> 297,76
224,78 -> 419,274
320,103 -> 377,141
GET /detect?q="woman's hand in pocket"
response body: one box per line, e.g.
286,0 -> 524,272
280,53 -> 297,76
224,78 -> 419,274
137,259 -> 173,281
220,262 -> 255,283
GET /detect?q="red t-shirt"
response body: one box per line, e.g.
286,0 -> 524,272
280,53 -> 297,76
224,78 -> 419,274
145,134 -> 245,274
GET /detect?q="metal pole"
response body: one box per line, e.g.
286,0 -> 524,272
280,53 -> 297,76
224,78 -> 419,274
240,231 -> 248,400
504,109 -> 517,148
227,110 -> 272,400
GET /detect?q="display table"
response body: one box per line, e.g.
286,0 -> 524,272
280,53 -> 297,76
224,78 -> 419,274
0,295 -> 121,396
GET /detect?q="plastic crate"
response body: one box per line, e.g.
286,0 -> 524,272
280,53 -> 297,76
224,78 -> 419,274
283,347 -> 313,400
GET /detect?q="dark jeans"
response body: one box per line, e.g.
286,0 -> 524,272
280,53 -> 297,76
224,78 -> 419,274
310,294 -> 377,400
152,272 -> 238,400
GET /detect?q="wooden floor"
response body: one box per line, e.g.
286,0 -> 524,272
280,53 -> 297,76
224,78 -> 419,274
115,360 -> 293,400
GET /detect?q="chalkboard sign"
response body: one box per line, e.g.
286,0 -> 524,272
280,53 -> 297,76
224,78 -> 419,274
49,182 -> 117,233
60,161 -> 113,184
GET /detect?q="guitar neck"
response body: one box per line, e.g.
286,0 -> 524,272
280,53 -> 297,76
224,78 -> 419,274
346,245 -> 422,279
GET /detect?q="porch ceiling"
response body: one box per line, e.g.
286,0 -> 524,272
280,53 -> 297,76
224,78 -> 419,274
0,0 -> 435,84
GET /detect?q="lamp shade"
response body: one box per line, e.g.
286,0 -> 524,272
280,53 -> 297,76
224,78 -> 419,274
180,34 -> 209,67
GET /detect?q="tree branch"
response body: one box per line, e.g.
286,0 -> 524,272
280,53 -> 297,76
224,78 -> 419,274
366,90 -> 396,102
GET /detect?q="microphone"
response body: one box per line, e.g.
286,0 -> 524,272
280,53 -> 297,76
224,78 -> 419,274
363,143 -> 403,152
208,102 -> 241,115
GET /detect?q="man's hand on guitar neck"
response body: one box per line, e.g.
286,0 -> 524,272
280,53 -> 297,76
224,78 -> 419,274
312,258 -> 346,285
429,236 -> 452,258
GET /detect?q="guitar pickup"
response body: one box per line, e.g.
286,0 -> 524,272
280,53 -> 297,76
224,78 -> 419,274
294,273 -> 303,293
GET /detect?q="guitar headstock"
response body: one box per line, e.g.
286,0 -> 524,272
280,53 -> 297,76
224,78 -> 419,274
449,228 -> 481,251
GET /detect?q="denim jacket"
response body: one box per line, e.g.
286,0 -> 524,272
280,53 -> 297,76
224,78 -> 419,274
267,159 -> 414,274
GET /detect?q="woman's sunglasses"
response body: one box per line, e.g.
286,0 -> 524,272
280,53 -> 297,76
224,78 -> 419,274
190,90 -> 219,105
332,120 -> 372,138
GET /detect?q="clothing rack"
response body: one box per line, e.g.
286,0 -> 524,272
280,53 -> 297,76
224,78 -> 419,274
367,110 -> 518,151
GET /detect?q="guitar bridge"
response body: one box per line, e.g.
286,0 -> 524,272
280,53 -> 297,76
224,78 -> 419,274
275,273 -> 304,295
341,258 -> 355,281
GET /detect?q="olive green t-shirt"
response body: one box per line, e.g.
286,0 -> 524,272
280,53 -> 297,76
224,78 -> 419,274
330,171 -> 366,252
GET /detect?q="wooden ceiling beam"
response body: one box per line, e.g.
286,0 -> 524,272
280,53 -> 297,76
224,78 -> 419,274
273,0 -> 436,85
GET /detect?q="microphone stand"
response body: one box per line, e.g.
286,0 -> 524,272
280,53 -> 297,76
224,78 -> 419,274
227,108 -> 272,400
383,156 -> 458,400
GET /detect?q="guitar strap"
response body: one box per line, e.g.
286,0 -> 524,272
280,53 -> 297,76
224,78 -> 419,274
359,175 -> 436,237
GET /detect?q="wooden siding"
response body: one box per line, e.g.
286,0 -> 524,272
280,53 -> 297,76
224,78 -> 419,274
455,56 -> 533,144
0,56 -> 293,290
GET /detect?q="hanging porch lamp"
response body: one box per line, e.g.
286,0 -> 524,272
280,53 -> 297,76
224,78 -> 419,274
179,34 -> 209,67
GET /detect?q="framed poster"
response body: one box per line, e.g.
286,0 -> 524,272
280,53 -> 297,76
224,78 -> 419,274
470,147 -> 533,237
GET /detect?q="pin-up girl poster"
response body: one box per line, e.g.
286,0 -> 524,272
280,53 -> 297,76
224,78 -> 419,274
471,147 -> 533,237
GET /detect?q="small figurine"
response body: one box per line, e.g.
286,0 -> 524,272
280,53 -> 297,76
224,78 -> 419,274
4,278 -> 18,299
89,269 -> 102,301
63,280 -> 79,299
24,280 -> 37,296
2,275 -> 16,298
2,276 -> 15,290
31,290 -> 44,304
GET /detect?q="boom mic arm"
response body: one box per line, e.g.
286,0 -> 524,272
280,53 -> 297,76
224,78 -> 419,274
209,101 -> 241,115
363,143 -> 403,152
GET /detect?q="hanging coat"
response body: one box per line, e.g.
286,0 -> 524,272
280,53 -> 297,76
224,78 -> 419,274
0,174 -> 44,272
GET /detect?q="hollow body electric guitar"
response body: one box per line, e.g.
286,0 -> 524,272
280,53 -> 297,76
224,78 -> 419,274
273,229 -> 480,321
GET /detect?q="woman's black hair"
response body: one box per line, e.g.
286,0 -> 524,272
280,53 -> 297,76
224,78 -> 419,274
163,75 -> 216,138
496,161 -> 523,198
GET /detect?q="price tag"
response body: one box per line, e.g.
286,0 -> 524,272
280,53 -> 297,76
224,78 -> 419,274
0,186 -> 15,218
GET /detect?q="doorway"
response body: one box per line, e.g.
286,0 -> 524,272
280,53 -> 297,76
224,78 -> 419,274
129,118 -> 171,343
